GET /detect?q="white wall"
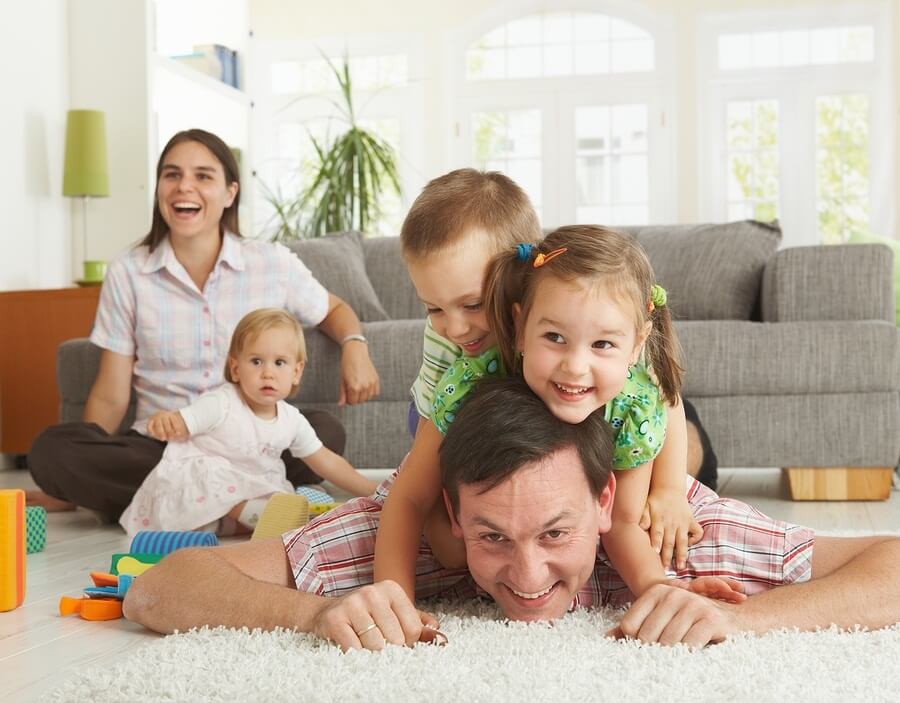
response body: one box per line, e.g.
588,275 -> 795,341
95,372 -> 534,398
68,0 -> 156,268
0,0 -> 69,290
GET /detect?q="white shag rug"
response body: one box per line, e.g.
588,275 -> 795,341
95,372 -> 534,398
44,599 -> 900,703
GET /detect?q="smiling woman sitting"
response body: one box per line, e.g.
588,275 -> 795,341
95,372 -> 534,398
27,128 -> 380,522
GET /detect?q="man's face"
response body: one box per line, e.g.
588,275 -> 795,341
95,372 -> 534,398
447,447 -> 614,622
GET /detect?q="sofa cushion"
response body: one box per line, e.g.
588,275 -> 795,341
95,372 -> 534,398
287,232 -> 390,322
362,236 -> 425,320
618,220 -> 782,321
676,319 -> 900,396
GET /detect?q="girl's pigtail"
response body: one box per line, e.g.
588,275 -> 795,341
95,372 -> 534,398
645,302 -> 684,405
484,248 -> 528,373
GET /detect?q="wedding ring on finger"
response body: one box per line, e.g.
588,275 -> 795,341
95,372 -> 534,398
354,622 -> 380,638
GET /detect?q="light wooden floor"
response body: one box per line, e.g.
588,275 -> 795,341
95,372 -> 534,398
2,466 -> 899,701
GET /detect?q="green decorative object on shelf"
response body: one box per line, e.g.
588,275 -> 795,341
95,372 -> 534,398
261,56 -> 401,240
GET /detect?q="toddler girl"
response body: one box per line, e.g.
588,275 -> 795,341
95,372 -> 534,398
120,308 -> 376,536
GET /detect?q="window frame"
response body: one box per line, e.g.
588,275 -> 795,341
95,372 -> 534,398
247,36 -> 427,237
697,2 -> 894,247
448,0 -> 677,228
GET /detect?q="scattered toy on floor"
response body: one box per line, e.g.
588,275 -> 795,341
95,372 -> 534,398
0,489 -> 26,612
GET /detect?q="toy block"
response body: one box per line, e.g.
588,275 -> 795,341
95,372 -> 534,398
0,489 -> 26,612
59,595 -> 122,621
110,553 -> 163,576
25,506 -> 47,553
251,493 -> 309,540
129,530 -> 218,555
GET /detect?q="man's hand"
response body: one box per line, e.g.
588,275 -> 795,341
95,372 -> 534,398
339,341 -> 380,406
146,410 -> 189,441
311,580 -> 440,651
608,582 -> 741,648
639,487 -> 703,570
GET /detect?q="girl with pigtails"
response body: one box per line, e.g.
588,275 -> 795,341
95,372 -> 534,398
430,225 -> 744,600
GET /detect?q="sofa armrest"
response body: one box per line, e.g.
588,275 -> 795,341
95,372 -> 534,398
57,338 -> 101,422
57,339 -> 137,429
761,244 -> 895,322
292,319 -> 427,405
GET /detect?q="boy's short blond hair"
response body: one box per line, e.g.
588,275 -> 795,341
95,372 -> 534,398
400,168 -> 541,261
224,308 -> 306,396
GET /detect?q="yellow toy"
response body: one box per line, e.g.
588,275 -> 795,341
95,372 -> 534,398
0,489 -> 26,612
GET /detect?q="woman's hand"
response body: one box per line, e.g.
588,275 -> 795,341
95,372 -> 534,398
639,487 -> 703,570
339,341 -> 380,406
146,410 -> 189,441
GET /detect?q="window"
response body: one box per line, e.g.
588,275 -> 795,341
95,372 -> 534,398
472,109 -> 543,216
575,104 -> 649,225
250,39 -> 424,239
270,54 -> 408,94
466,11 -> 654,80
700,5 -> 892,247
816,94 -> 870,244
454,5 -> 673,227
725,100 -> 779,222
718,25 -> 874,69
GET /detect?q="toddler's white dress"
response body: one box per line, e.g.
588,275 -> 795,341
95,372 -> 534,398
120,383 -> 322,535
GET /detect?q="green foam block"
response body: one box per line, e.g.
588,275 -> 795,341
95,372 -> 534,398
25,506 -> 47,554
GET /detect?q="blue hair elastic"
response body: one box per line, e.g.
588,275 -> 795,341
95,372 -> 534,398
515,243 -> 534,262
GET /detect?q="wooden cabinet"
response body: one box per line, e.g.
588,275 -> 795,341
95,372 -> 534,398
0,287 -> 101,454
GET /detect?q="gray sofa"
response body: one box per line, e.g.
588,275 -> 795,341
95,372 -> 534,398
57,222 -> 900,470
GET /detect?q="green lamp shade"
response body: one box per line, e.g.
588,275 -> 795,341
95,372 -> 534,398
63,110 -> 109,197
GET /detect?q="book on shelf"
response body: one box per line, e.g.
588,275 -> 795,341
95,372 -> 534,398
170,44 -> 239,90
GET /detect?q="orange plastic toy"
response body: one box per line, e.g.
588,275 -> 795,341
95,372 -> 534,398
0,489 -> 26,612
59,595 -> 123,621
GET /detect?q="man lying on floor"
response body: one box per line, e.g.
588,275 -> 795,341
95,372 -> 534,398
125,378 -> 900,649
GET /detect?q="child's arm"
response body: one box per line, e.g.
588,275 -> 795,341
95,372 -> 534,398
146,410 -> 189,441
300,448 -> 378,497
146,391 -> 226,442
601,463 -> 668,597
641,401 -> 702,569
410,416 -> 467,569
374,420 -> 445,602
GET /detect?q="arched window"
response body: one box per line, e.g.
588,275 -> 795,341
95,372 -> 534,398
451,5 -> 673,227
466,12 -> 654,80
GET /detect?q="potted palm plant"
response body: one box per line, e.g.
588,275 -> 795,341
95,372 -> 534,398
262,56 -> 401,240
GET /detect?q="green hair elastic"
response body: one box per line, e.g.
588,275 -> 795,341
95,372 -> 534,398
650,284 -> 667,309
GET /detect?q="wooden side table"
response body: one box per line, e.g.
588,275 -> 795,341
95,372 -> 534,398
0,286 -> 101,455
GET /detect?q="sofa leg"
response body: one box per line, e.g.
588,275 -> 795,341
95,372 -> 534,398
782,467 -> 894,501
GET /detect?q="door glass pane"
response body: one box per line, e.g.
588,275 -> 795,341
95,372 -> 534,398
472,109 -> 543,210
725,99 -> 779,223
576,104 -> 648,225
816,94 -> 870,243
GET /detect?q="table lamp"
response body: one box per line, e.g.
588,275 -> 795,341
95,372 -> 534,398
63,109 -> 109,284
